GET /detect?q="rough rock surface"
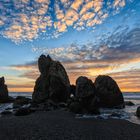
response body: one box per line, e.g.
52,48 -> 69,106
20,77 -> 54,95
13,96 -> 31,108
69,76 -> 99,114
32,55 -> 70,103
94,75 -> 124,108
125,101 -> 135,106
14,107 -> 34,116
0,77 -> 9,103
76,76 -> 96,98
136,106 -> 140,117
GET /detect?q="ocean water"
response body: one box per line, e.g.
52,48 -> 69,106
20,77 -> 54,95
76,92 -> 140,125
0,92 -> 140,125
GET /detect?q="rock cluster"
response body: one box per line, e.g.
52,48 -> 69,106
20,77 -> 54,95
13,96 -> 31,108
0,55 -> 126,116
31,55 -> 125,114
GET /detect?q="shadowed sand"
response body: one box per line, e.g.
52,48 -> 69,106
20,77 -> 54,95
0,110 -> 140,140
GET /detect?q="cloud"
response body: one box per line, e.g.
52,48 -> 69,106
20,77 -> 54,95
114,0 -> 126,8
6,26 -> 140,91
71,0 -> 83,11
32,27 -> 140,65
0,0 -> 132,43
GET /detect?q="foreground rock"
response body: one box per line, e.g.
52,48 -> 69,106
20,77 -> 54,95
95,75 -> 125,108
125,101 -> 135,106
13,96 -> 31,108
32,55 -> 70,103
14,107 -> 34,116
1,110 -> 12,115
0,77 -> 14,103
136,106 -> 140,117
69,76 -> 99,114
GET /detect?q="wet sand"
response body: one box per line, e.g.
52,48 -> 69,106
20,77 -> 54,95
0,110 -> 140,140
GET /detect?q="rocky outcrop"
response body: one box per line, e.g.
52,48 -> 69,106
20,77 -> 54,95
69,76 -> 99,114
94,75 -> 124,108
0,77 -> 8,102
14,107 -> 34,116
0,77 -> 13,103
13,96 -> 31,108
136,106 -> 140,117
32,55 -> 70,103
76,76 -> 96,98
125,101 -> 135,106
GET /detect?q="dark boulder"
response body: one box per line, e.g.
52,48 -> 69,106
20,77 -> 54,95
13,96 -> 31,108
1,110 -> 12,115
69,76 -> 99,114
69,101 -> 83,114
76,76 -> 96,98
125,101 -> 135,106
0,77 -> 8,102
32,55 -> 70,103
0,77 -> 13,103
136,106 -> 140,117
94,75 -> 125,108
14,107 -> 34,116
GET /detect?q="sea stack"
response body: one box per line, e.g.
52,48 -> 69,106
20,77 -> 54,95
0,77 -> 9,103
69,76 -> 99,114
32,54 -> 70,103
94,75 -> 125,108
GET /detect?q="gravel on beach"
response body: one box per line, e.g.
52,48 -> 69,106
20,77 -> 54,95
0,110 -> 140,140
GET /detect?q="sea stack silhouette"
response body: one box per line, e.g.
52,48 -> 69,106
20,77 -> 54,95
0,77 -> 9,103
95,75 -> 125,108
0,77 -> 14,103
32,54 -> 70,103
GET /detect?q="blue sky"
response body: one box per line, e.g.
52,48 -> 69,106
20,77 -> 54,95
0,0 -> 140,92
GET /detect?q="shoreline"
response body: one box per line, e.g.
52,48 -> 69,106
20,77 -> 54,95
0,110 -> 140,140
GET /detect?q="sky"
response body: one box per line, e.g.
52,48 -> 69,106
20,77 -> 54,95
0,0 -> 140,92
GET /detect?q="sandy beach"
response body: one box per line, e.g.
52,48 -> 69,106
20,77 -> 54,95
0,110 -> 140,140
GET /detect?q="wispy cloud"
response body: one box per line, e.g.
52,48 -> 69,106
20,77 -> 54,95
5,26 -> 140,91
32,27 -> 140,63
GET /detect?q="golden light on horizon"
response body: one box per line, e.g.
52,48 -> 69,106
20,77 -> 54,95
7,74 -> 140,93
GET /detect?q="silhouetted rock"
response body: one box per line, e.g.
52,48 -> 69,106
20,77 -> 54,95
136,106 -> 140,117
13,96 -> 31,108
0,77 -> 8,102
76,76 -> 96,98
1,110 -> 12,115
32,55 -> 70,103
14,107 -> 34,116
94,75 -> 125,108
125,101 -> 135,106
38,54 -> 52,76
69,76 -> 99,114
0,77 -> 13,103
69,101 -> 83,114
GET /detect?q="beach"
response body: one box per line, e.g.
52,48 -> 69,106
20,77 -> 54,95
0,110 -> 140,140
